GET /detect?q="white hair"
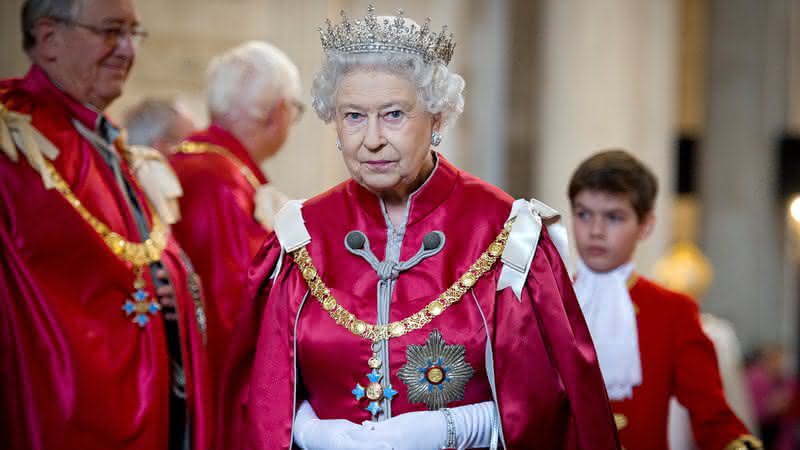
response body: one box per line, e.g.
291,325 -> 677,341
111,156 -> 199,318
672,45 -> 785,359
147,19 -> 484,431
22,0 -> 83,51
206,40 -> 301,122
311,51 -> 465,132
122,97 -> 186,147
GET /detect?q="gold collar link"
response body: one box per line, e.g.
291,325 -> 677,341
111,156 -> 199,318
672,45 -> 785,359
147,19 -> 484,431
41,158 -> 166,266
291,220 -> 513,343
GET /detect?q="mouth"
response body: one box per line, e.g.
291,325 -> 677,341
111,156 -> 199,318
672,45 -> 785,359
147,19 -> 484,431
363,160 -> 397,171
586,246 -> 607,257
102,62 -> 131,77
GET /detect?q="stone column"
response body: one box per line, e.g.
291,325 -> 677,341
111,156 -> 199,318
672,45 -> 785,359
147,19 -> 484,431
457,0 -> 511,189
700,0 -> 792,350
504,0 -> 539,199
533,0 -> 679,272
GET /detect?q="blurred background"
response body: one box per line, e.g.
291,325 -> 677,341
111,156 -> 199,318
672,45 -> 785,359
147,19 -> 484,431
2,0 -> 799,435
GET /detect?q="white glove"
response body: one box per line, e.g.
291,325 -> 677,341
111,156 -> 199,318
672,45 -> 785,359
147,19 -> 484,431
362,409 -> 447,450
293,400 -> 391,450
364,401 -> 496,450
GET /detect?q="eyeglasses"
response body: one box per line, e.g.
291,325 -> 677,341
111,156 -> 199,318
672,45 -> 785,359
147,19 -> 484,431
291,99 -> 305,124
57,19 -> 149,47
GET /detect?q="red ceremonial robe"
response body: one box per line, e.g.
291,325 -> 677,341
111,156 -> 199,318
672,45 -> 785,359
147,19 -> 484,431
611,275 -> 751,449
219,155 -> 620,449
0,65 -> 211,450
169,126 -> 269,394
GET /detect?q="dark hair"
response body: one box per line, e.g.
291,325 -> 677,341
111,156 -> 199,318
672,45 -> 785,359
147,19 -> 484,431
22,0 -> 81,51
568,149 -> 658,221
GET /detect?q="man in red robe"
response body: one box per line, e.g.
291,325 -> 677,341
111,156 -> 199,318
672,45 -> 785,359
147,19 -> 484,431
0,1 -> 211,449
169,41 -> 302,393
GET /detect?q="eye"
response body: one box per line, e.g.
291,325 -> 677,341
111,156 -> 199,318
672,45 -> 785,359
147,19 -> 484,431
607,213 -> 624,223
101,27 -> 123,40
344,112 -> 363,121
575,210 -> 590,221
384,110 -> 403,120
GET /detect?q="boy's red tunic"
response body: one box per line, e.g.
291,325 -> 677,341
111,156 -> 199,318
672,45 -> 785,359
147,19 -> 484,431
613,275 -> 754,449
0,65 -> 212,450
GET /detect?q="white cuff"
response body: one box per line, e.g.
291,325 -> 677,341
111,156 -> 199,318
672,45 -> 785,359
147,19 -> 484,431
449,401 -> 497,449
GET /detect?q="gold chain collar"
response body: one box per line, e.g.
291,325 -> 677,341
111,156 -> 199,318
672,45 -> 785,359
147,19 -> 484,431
174,141 -> 261,190
41,158 -> 167,266
291,220 -> 513,343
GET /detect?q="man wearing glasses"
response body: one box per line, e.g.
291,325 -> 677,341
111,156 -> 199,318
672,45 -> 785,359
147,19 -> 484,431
169,41 -> 302,398
0,1 -> 211,449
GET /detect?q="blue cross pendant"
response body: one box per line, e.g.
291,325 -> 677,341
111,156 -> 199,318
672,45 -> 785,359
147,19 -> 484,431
351,354 -> 398,417
122,266 -> 161,328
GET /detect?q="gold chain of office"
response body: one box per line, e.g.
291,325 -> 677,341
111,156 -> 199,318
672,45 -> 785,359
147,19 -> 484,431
41,158 -> 166,266
174,141 -> 261,190
290,220 -> 513,343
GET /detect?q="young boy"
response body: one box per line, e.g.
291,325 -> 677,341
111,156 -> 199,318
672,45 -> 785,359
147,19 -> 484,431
568,150 -> 762,450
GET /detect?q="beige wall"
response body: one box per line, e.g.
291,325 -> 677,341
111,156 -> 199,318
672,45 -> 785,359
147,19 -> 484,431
0,0 -> 27,79
0,0 -> 489,199
117,0 -> 472,200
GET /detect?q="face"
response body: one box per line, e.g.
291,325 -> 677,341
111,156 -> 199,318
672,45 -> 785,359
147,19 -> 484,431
34,0 -> 140,110
571,190 -> 654,273
153,109 -> 196,155
335,69 -> 439,204
237,97 -> 297,162
169,110 -> 197,144
262,98 -> 300,158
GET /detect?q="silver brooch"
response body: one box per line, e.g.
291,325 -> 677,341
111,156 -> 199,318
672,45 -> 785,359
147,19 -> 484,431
397,329 -> 474,410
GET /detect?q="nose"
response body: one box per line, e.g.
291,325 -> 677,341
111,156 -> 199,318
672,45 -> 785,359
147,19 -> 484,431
362,116 -> 385,151
589,217 -> 605,237
114,33 -> 137,58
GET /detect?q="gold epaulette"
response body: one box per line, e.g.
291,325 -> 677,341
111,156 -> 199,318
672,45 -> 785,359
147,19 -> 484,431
0,102 -> 60,187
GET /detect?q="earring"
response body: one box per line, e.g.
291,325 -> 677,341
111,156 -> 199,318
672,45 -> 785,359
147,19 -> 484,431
336,137 -> 343,152
431,131 -> 442,147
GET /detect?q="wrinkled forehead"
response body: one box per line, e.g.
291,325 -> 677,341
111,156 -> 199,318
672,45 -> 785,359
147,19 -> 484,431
335,69 -> 420,109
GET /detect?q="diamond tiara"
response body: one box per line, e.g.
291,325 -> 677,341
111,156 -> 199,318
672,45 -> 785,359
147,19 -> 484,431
318,4 -> 456,66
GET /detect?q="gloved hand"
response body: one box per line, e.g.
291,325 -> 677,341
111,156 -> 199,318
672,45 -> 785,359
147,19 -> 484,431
364,401 -> 497,450
293,400 -> 391,450
362,409 -> 448,450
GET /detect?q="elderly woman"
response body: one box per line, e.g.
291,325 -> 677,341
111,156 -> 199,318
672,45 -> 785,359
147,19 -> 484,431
219,6 -> 618,450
